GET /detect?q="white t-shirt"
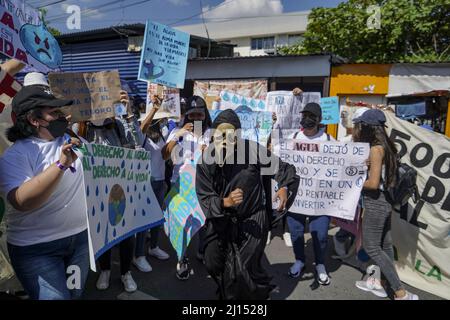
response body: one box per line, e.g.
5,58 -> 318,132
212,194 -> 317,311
167,128 -> 211,183
0,136 -> 88,246
290,128 -> 336,142
143,134 -> 167,182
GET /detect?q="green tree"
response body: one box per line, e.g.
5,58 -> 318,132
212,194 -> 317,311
279,0 -> 450,63
40,8 -> 61,37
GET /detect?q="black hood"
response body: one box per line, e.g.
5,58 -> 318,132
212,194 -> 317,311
212,109 -> 241,130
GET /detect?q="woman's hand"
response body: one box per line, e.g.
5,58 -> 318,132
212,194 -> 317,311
274,187 -> 288,212
59,139 -> 80,167
176,123 -> 194,138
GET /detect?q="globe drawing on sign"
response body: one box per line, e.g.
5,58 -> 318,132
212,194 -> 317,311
108,184 -> 126,226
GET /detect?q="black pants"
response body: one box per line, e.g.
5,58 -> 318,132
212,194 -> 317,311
99,236 -> 134,276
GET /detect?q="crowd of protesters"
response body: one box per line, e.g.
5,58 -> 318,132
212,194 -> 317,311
0,59 -> 419,300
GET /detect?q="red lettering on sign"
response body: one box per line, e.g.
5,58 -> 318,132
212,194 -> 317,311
15,48 -> 28,64
0,12 -> 15,30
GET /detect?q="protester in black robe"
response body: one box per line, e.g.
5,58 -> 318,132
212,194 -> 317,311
196,109 -> 299,300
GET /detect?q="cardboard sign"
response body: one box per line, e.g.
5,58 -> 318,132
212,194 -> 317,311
48,70 -> 122,122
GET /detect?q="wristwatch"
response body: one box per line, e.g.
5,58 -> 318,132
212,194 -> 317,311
56,160 -> 76,173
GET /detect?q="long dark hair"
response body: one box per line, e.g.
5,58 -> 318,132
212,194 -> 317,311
146,119 -> 164,143
353,123 -> 398,188
7,109 -> 42,142
182,107 -> 212,134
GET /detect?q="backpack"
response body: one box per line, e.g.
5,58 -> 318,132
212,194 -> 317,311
384,161 -> 420,207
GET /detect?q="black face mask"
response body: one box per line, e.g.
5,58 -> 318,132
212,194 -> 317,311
300,116 -> 319,129
43,118 -> 69,138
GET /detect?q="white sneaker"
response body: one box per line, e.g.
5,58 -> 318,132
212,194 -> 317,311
288,260 -> 304,278
96,270 -> 111,290
266,231 -> 271,246
333,234 -> 347,257
133,256 -> 152,272
121,271 -> 137,293
148,246 -> 170,260
283,232 -> 292,247
316,264 -> 331,285
395,291 -> 419,300
355,276 -> 388,298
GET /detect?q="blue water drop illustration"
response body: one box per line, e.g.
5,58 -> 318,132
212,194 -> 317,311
127,186 -> 130,193
147,197 -> 151,204
250,99 -> 256,108
130,195 -> 133,203
100,202 -> 104,212
91,156 -> 95,165
102,159 -> 106,167
223,92 -> 230,101
121,160 -> 125,169
138,193 -> 141,200
142,209 -> 146,216
97,222 -> 101,233
95,186 -> 99,196
86,186 -> 90,197
134,185 -> 137,192
232,95 -> 239,104
241,97 -> 248,105
105,185 -> 108,194
122,219 -> 125,227
145,163 -> 149,170
113,229 -> 117,237
92,206 -> 95,217
138,163 -> 141,170
258,101 -> 265,110
134,209 -> 137,216
131,163 -> 134,170
143,185 -> 146,192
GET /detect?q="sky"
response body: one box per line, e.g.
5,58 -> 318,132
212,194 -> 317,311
25,0 -> 346,34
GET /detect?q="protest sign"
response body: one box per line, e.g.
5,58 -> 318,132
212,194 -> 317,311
147,83 -> 180,118
79,143 -> 164,264
164,161 -> 205,260
138,21 -> 190,88
273,139 -> 369,220
0,1 -> 62,72
219,90 -> 266,111
210,109 -> 273,146
266,91 -> 321,129
320,97 -> 340,124
48,70 -> 121,122
384,111 -> 450,300
194,80 -> 268,109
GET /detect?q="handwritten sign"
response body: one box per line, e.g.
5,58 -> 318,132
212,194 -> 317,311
164,161 -> 205,260
266,91 -> 321,129
273,139 -> 369,220
79,143 -> 164,263
138,21 -> 190,88
147,83 -> 181,118
320,97 -> 340,124
219,90 -> 266,111
0,0 -> 62,72
210,109 -> 273,146
48,70 -> 122,122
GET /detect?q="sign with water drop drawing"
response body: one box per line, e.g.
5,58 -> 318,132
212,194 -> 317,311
79,143 -> 164,260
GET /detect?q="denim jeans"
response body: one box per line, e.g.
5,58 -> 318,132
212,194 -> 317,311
287,213 -> 330,264
7,230 -> 89,300
135,180 -> 165,257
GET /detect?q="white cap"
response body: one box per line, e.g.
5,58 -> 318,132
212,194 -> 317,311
352,107 -> 370,122
24,72 -> 49,87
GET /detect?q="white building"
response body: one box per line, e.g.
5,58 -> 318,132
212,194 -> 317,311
177,11 -> 309,57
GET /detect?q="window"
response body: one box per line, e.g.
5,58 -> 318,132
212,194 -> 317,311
251,37 -> 275,50
288,34 -> 304,46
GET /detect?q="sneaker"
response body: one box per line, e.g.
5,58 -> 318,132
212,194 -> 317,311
96,270 -> 111,290
121,271 -> 137,293
355,277 -> 388,298
148,246 -> 170,260
288,260 -> 304,278
283,232 -> 292,247
266,231 -> 271,246
315,264 -> 331,285
176,258 -> 190,280
133,256 -> 152,272
333,234 -> 347,257
395,291 -> 419,300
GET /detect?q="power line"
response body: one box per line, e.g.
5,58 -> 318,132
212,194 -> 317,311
38,0 -> 68,9
47,0 -> 131,22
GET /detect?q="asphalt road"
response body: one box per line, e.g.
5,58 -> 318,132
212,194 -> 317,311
82,225 -> 441,300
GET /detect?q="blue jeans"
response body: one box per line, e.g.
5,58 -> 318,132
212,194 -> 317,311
287,213 -> 330,264
7,230 -> 89,300
136,180 -> 165,257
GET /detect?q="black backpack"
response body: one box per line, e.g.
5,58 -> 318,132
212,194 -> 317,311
384,161 -> 420,207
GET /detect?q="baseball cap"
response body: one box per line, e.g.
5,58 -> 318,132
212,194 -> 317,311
12,86 -> 73,117
351,107 -> 370,122
353,109 -> 387,126
301,102 -> 322,118
185,95 -> 206,116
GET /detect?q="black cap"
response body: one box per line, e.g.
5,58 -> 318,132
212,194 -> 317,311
301,102 -> 322,118
185,95 -> 206,115
12,86 -> 73,117
353,109 -> 387,126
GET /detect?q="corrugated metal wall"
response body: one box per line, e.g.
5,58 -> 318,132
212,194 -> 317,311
60,38 -> 147,100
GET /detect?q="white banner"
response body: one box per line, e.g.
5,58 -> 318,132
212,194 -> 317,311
266,91 -> 321,129
79,143 -> 164,265
273,139 -> 369,219
385,111 -> 450,300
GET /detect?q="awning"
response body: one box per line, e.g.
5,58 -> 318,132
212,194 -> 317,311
387,63 -> 450,97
